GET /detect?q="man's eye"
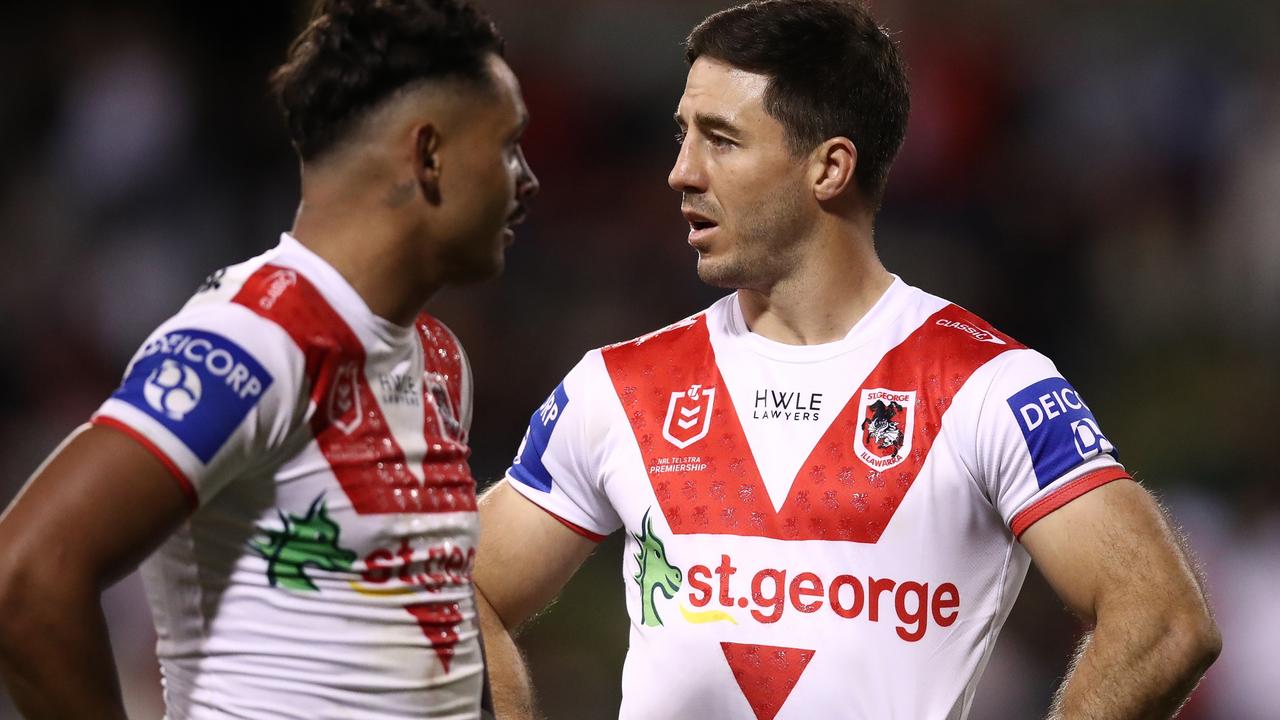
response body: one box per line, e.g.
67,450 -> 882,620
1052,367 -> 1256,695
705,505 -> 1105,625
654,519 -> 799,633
674,130 -> 687,145
709,134 -> 733,148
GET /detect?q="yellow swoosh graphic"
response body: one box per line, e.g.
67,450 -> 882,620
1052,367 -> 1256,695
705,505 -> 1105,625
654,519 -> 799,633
680,603 -> 738,625
348,580 -> 420,597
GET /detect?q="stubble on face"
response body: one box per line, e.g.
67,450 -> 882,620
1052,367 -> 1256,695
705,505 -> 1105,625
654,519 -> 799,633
673,58 -> 818,294
693,176 -> 811,292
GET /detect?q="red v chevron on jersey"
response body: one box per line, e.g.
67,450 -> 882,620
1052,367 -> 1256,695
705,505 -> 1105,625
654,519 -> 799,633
504,281 -> 1132,718
602,306 -> 1022,543
720,642 -> 815,720
234,265 -> 477,515
406,601 -> 465,673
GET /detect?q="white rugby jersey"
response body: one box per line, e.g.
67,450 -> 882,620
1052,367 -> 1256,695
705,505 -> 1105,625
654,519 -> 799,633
92,234 -> 484,720
505,278 -> 1128,720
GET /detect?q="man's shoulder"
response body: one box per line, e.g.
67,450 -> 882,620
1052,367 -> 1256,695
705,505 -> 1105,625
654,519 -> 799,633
892,281 -> 1026,353
146,248 -> 301,363
597,297 -> 727,360
412,312 -> 466,372
180,241 -> 288,310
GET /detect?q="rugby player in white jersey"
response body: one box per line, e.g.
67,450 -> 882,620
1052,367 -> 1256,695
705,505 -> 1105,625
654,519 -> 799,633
0,0 -> 537,718
474,1 -> 1219,719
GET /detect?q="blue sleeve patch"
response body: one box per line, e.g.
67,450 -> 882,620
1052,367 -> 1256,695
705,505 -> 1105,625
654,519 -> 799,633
508,382 -> 569,493
1007,377 -> 1116,489
111,329 -> 274,463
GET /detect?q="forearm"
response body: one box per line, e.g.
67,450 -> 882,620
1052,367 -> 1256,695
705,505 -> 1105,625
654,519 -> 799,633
477,590 -> 540,720
1048,611 -> 1221,720
0,581 -> 128,720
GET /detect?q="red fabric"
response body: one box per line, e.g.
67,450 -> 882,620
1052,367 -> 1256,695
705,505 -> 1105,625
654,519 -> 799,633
720,642 -> 815,720
601,305 -> 1022,543
232,265 -> 476,515
91,416 -> 198,512
1011,467 -> 1132,539
544,506 -> 607,543
405,601 -> 463,673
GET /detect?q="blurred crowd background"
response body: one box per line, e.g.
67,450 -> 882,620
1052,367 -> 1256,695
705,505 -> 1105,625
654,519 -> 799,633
1,0 -> 1277,717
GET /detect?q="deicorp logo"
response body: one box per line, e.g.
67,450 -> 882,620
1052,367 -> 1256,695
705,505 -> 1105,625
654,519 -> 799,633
509,381 -> 569,492
1008,377 -> 1116,488
113,328 -> 273,461
144,359 -> 203,420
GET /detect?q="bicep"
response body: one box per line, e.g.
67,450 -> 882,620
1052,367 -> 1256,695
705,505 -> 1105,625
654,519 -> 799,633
1021,479 -> 1205,625
474,480 -> 598,630
0,425 -> 191,588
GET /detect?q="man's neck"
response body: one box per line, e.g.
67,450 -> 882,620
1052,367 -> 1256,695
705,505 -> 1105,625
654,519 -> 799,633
290,189 -> 437,328
737,222 -> 893,346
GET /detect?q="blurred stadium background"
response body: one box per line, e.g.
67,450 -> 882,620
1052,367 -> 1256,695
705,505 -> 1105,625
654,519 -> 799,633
1,0 -> 1277,717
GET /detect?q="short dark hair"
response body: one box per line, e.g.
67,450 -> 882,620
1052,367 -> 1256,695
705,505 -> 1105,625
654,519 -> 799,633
686,0 -> 909,205
271,0 -> 505,161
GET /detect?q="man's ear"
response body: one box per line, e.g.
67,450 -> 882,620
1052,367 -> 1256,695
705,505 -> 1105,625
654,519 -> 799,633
812,136 -> 857,202
414,123 -> 442,206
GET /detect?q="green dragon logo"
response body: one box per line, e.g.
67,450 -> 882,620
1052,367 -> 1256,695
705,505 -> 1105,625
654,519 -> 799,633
633,508 -> 682,627
250,494 -> 357,592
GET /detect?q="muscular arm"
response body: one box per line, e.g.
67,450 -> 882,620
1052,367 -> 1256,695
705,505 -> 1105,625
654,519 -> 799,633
474,480 -> 598,720
0,425 -> 191,719
1021,479 -> 1221,720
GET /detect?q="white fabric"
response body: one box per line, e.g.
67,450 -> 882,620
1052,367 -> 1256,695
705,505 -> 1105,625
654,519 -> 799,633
95,234 -> 483,720
506,278 -> 1125,720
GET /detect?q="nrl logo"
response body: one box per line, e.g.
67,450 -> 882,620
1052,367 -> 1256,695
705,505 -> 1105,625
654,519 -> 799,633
328,362 -> 363,435
662,384 -> 716,450
855,388 -> 916,471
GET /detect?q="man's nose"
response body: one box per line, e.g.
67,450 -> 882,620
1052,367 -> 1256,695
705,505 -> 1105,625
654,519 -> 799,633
668,137 -> 707,194
517,146 -> 539,200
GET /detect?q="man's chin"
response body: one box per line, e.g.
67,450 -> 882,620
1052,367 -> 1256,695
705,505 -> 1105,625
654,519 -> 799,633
695,256 -> 742,289
460,257 -> 505,284
441,251 -> 505,286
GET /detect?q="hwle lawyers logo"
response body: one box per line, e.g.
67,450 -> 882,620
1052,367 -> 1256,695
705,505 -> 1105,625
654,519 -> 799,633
752,388 -> 823,422
663,384 -> 716,450
1008,377 -> 1116,488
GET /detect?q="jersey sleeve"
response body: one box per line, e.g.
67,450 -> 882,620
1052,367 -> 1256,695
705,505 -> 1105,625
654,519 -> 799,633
504,350 -> 622,540
974,349 -> 1131,539
91,302 -> 305,509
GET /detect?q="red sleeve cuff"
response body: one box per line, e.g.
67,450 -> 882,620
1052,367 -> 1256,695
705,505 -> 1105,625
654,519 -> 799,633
1010,467 -> 1131,539
91,416 -> 199,512
538,504 -> 607,543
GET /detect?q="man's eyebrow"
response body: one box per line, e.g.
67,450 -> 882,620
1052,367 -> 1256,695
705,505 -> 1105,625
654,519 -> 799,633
510,112 -> 530,138
673,111 -> 741,136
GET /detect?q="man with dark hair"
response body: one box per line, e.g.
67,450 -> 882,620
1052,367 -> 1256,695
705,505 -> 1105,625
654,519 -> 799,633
474,1 -> 1218,718
0,0 -> 536,717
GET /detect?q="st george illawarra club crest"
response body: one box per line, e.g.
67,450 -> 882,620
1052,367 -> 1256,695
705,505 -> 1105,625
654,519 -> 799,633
855,388 -> 916,471
424,371 -> 464,442
662,384 -> 716,450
